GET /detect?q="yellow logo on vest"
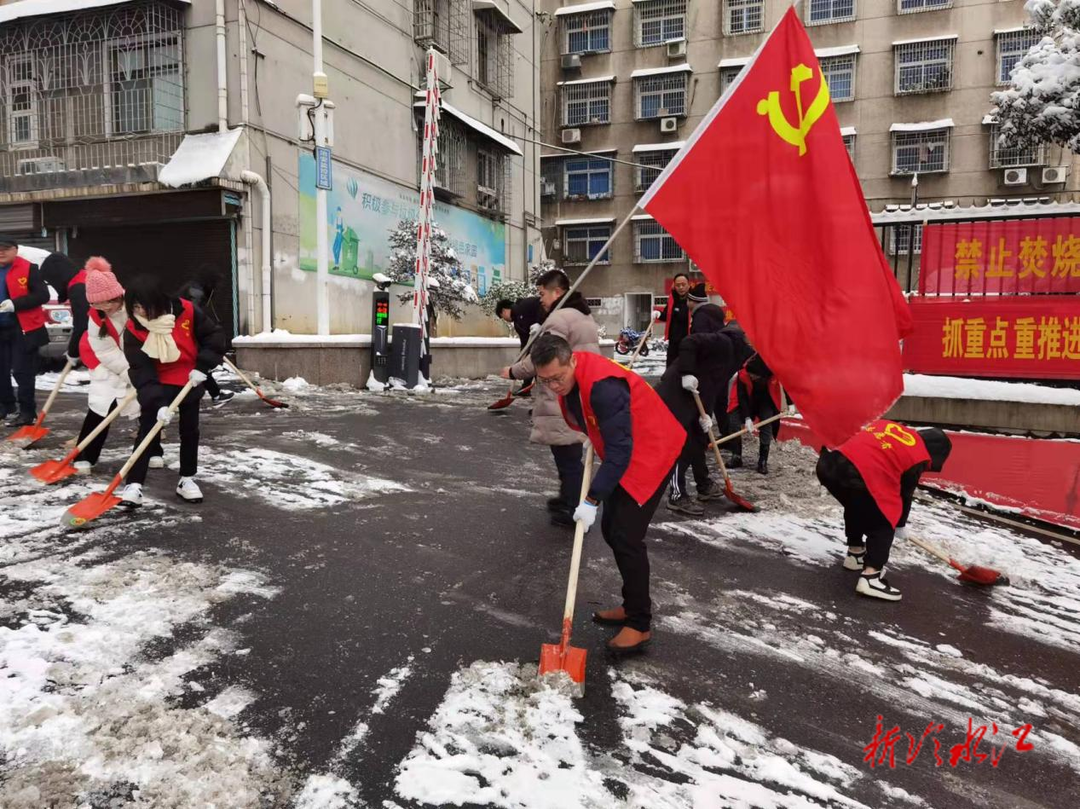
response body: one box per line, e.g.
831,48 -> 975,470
181,319 -> 191,332
756,64 -> 830,156
17,277 -> 27,287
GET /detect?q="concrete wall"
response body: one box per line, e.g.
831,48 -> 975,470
886,395 -> 1080,436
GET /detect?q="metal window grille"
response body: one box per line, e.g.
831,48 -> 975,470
723,0 -> 765,35
477,148 -> 511,214
996,29 -> 1041,86
541,159 -> 561,197
585,296 -> 603,308
988,122 -> 1045,169
719,66 -> 743,95
889,224 -> 923,255
897,0 -> 951,14
562,10 -> 613,55
894,39 -> 954,94
634,0 -> 687,48
635,150 -> 672,192
415,0 -> 470,65
474,10 -> 515,99
634,220 -> 684,262
820,54 -> 856,102
635,74 -> 687,119
891,129 -> 950,174
562,80 -> 611,126
564,157 -> 612,199
563,225 -> 611,264
842,133 -> 856,162
807,0 -> 856,25
0,1 -> 184,178
421,114 -> 467,197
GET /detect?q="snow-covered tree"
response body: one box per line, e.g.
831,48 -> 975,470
992,1 -> 1080,152
478,260 -> 555,316
384,219 -> 479,321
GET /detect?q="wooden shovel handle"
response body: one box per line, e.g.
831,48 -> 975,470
625,318 -> 655,371
711,411 -> 786,447
692,390 -> 731,487
905,534 -> 955,566
70,390 -> 137,455
222,356 -> 260,393
36,358 -> 76,425
116,380 -> 196,481
561,444 -> 596,628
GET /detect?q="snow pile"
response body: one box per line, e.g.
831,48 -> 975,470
158,127 -> 242,188
903,373 -> 1080,406
283,376 -> 311,391
293,775 -> 359,809
365,371 -> 387,392
233,331 -> 371,345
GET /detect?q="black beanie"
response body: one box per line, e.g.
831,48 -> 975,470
687,282 -> 708,302
0,234 -> 18,248
919,428 -> 953,472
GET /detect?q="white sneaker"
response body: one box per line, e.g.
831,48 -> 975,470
119,483 -> 143,508
176,477 -> 203,503
843,548 -> 865,571
856,571 -> 902,601
73,461 -> 93,475
148,455 -> 165,469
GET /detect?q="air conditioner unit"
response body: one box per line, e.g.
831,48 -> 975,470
16,157 -> 65,175
561,53 -> 582,70
666,39 -> 687,59
1042,166 -> 1069,184
1003,167 -> 1028,186
562,128 -> 581,144
660,117 -> 678,133
432,50 -> 453,88
541,179 -> 556,197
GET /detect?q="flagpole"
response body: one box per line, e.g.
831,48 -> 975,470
414,48 -> 440,376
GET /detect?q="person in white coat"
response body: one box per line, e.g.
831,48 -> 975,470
73,258 -> 162,472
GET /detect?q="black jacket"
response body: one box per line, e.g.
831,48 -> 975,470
660,292 -> 691,357
557,290 -> 592,317
41,253 -> 88,357
816,449 -> 927,529
656,303 -> 734,427
123,299 -> 226,409
564,377 -> 632,502
510,296 -> 545,346
5,260 -> 50,349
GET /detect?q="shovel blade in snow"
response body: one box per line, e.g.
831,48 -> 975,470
6,425 -> 48,446
62,491 -> 122,530
487,388 -> 515,410
31,458 -> 77,484
723,479 -> 757,513
539,642 -> 587,689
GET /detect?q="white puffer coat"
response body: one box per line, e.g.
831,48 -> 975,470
86,309 -> 140,418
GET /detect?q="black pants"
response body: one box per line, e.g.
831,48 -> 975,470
0,325 -> 37,416
550,443 -> 584,508
670,430 -> 710,499
728,400 -> 779,461
600,472 -> 672,632
815,451 -> 895,569
204,371 -> 221,398
127,384 -> 203,484
75,401 -> 162,466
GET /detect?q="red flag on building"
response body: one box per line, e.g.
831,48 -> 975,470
641,7 -> 911,448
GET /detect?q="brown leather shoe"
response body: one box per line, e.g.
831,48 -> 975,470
592,606 -> 627,626
607,626 -> 651,655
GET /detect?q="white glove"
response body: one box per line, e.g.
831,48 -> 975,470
744,418 -> 756,435
65,354 -> 81,367
529,322 -> 542,336
573,500 -> 598,532
0,300 -> 13,313
681,375 -> 699,392
895,526 -> 909,539
156,406 -> 174,426
189,369 -> 207,385
699,415 -> 714,435
652,310 -> 662,321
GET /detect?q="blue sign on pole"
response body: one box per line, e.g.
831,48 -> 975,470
315,147 -> 332,190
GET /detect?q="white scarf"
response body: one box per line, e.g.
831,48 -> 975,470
135,312 -> 181,364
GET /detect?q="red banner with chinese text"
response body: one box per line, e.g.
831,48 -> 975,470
903,297 -> 1080,379
919,217 -> 1080,296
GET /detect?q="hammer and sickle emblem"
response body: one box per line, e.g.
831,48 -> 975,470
874,422 -> 917,448
756,64 -> 830,156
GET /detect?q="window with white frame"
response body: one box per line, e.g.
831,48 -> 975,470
842,132 -> 856,162
635,0 -> 687,48
477,148 -> 509,213
634,220 -> 684,262
807,0 -> 856,25
987,122 -> 1045,168
820,54 -> 856,102
564,157 -> 613,199
719,66 -> 744,95
564,225 -> 611,264
724,0 -> 765,35
889,225 -> 923,255
635,150 -> 674,192
4,54 -> 37,146
562,80 -> 611,126
894,39 -> 954,94
996,29 -> 1041,86
562,9 -> 612,54
635,73 -> 688,119
891,128 -> 950,174
897,0 -> 951,14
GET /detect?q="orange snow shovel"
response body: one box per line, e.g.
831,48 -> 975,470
7,358 -> 76,447
692,391 -> 756,513
906,534 -> 1008,587
539,444 -> 596,693
62,380 -> 195,530
31,391 -> 137,484
222,357 -> 289,408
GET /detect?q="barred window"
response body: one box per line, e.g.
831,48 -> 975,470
427,116 -> 467,196
414,0 -> 469,64
898,0 -> 951,13
807,0 -> 855,25
635,73 -> 688,119
475,10 -> 515,99
634,220 -> 684,262
477,148 -> 510,214
889,225 -> 923,255
988,122 -> 1045,169
842,132 -> 856,162
719,66 -> 744,95
5,54 -> 37,145
724,0 -> 765,35
561,80 -> 611,126
996,29 -> 1041,86
564,226 -> 611,264
820,54 -> 856,102
562,10 -> 612,54
891,129 -> 950,174
894,39 -> 954,94
564,158 -> 612,199
635,151 -> 673,192
635,0 -> 687,48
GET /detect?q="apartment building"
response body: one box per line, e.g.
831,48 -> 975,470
538,0 -> 1077,333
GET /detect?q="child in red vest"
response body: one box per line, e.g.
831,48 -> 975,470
120,275 -> 225,507
816,421 -> 952,601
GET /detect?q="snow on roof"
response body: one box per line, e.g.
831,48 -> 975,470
555,217 -> 615,226
471,0 -> 522,33
993,26 -> 1034,36
839,126 -> 856,137
903,374 -> 1080,407
630,214 -> 655,221
815,44 -> 860,58
0,0 -> 189,24
413,99 -> 523,156
871,198 -> 1080,224
889,119 -> 955,132
556,75 -> 616,86
718,56 -> 753,69
631,64 -> 694,79
158,127 -> 243,188
892,34 -> 959,46
553,1 -> 616,16
983,113 -> 998,124
632,141 -> 685,153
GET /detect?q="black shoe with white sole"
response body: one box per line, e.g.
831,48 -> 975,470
856,570 -> 901,601
666,494 -> 705,517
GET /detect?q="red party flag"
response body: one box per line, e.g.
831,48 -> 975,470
641,7 -> 912,448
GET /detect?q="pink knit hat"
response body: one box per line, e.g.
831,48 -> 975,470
84,257 -> 125,304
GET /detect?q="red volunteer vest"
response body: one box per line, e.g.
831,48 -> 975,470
839,420 -> 931,527
80,308 -> 123,370
5,257 -> 47,333
125,299 -> 197,386
727,368 -> 783,414
69,269 -> 87,293
559,352 -> 685,505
